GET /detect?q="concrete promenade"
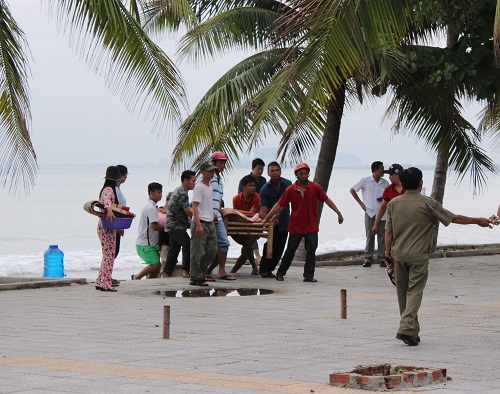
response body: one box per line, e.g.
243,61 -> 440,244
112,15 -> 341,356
0,254 -> 499,393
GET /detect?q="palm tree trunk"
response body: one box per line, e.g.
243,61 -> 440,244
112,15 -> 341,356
429,22 -> 458,249
430,150 -> 449,251
430,150 -> 449,204
314,84 -> 346,221
431,25 -> 457,205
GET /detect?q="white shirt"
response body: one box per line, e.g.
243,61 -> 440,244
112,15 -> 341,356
136,199 -> 159,246
192,182 -> 214,222
115,187 -> 126,206
351,175 -> 389,219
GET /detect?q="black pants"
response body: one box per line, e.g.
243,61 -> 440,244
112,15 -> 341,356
115,233 -> 121,259
276,232 -> 318,279
164,229 -> 190,275
259,229 -> 288,275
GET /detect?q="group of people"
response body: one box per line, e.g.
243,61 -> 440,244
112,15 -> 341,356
350,162 -> 495,346
349,161 -> 404,268
95,158 -> 495,348
95,153 -> 345,291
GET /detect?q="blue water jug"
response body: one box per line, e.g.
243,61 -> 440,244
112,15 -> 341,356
43,245 -> 65,278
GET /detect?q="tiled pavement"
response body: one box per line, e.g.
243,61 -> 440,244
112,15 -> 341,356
0,255 -> 499,393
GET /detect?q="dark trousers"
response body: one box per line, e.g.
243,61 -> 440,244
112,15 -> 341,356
395,259 -> 428,337
277,232 -> 318,279
115,234 -> 121,258
164,229 -> 190,275
260,229 -> 288,274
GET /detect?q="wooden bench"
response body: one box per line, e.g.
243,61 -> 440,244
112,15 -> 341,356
222,209 -> 274,259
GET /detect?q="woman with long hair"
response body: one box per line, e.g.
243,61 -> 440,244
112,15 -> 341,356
95,166 -> 122,292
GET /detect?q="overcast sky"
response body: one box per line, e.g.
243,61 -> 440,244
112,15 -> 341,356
9,1 -> 500,173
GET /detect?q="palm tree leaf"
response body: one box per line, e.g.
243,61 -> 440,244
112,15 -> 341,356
139,0 -> 198,35
45,0 -> 188,129
177,6 -> 284,64
0,1 -> 36,193
478,99 -> 500,149
189,0 -> 291,19
172,48 -> 293,170
385,81 -> 497,192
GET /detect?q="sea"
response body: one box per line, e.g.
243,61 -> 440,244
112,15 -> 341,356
1,165 -> 499,281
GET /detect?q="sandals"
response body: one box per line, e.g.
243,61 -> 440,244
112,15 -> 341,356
95,285 -> 117,292
217,275 -> 236,281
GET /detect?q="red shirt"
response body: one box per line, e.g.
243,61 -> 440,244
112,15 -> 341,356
383,184 -> 406,201
232,192 -> 260,212
277,181 -> 328,233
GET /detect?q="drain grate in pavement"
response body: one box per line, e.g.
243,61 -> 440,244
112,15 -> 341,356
330,363 -> 447,391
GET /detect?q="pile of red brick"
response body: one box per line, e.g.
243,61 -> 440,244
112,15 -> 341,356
330,363 -> 447,390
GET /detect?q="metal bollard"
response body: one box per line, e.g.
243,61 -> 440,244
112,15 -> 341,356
340,289 -> 347,319
163,305 -> 170,339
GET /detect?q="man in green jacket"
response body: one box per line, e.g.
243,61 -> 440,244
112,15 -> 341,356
385,167 -> 493,346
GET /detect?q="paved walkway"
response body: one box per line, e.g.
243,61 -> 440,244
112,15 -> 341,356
0,254 -> 499,393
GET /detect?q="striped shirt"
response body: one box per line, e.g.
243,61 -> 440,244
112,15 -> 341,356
210,173 -> 224,220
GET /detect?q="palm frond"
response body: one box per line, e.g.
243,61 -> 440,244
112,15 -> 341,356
276,111 -> 324,165
385,82 -> 497,193
189,0 -> 291,19
45,0 -> 188,130
478,99 -> 500,149
172,48 -> 292,169
139,0 -> 198,35
0,1 -> 36,193
177,7 -> 283,64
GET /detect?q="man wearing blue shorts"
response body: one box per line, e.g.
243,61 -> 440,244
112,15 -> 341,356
132,182 -> 164,280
